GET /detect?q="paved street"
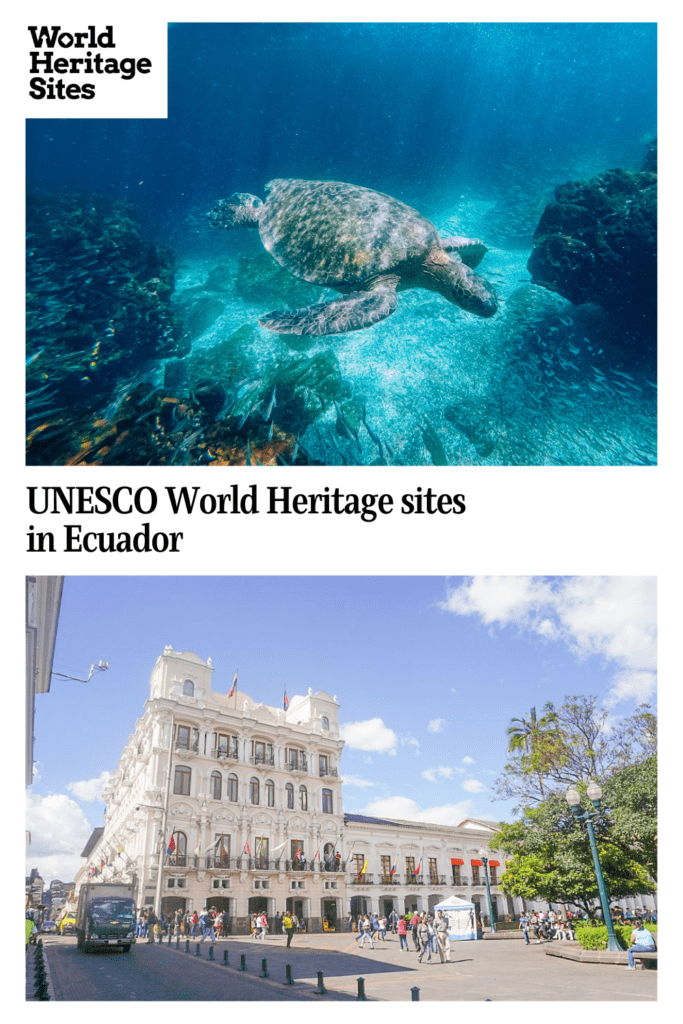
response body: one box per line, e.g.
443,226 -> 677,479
35,931 -> 657,1001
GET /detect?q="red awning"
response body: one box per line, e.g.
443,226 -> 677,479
488,861 -> 500,867
451,858 -> 464,866
471,859 -> 483,866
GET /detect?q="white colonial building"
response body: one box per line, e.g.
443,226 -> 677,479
74,647 -> 521,932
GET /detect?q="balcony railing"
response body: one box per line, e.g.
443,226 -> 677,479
175,740 -> 199,754
379,874 -> 401,885
405,873 -> 424,885
249,754 -> 275,768
452,877 -> 470,887
319,767 -> 338,778
286,760 -> 308,773
349,873 -> 374,885
211,747 -> 240,761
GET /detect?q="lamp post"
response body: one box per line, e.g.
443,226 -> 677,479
479,850 -> 497,934
565,782 -> 620,952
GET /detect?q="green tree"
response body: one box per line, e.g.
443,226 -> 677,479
504,705 -> 560,800
491,780 -> 656,917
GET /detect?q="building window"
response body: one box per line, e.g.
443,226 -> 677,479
489,865 -> 498,885
227,773 -> 239,802
255,837 -> 269,867
381,855 -> 392,882
406,856 -> 417,879
214,834 -> 230,866
322,716 -> 329,731
451,862 -> 462,885
319,754 -> 329,776
322,788 -> 333,814
169,830 -> 187,865
472,863 -> 481,885
286,748 -> 307,771
429,858 -> 439,883
299,785 -> 308,811
252,739 -> 274,766
173,766 -> 191,796
249,777 -> 260,805
182,680 -> 194,697
285,783 -> 294,809
210,771 -> 222,800
176,725 -> 198,752
291,839 -> 305,867
265,780 -> 275,807
215,733 -> 239,759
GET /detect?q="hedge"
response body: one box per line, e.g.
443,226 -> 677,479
574,922 -> 656,951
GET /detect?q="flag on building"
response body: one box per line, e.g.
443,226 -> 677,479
228,671 -> 238,698
243,841 -> 251,856
167,834 -> 176,855
283,690 -> 289,710
361,858 -> 368,874
390,863 -> 397,875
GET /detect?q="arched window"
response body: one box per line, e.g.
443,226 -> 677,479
210,771 -> 222,800
182,680 -> 194,697
285,783 -> 294,809
265,780 -> 275,807
249,777 -> 260,805
322,716 -> 329,730
227,773 -> 239,802
322,788 -> 333,814
299,785 -> 308,811
174,765 -> 191,796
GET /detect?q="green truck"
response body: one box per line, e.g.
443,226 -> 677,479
76,881 -> 137,953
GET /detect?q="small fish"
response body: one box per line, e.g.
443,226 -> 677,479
245,439 -> 252,466
265,386 -> 276,421
611,368 -> 635,381
419,418 -> 448,466
26,348 -> 44,367
362,405 -> 381,448
268,420 -> 274,440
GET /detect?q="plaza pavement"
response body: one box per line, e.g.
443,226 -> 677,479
162,928 -> 657,1001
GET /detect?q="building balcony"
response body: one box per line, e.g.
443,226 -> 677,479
319,767 -> 338,778
249,754 -> 275,769
451,877 -> 470,887
211,747 -> 240,762
349,873 -> 374,885
379,874 -> 401,885
285,761 -> 308,774
405,874 -> 424,885
174,740 -> 199,755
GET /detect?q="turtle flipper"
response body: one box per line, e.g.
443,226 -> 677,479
259,277 -> 399,336
207,193 -> 263,229
440,236 -> 488,268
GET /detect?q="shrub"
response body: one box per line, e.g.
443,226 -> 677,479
574,922 -> 656,951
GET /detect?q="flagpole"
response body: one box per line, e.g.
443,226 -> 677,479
154,713 -> 174,918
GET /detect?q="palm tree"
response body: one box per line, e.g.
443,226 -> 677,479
506,706 -> 559,799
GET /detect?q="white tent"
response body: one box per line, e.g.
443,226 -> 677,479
433,895 -> 479,941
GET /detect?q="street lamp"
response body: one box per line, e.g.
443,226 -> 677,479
479,849 -> 497,934
566,782 -> 620,952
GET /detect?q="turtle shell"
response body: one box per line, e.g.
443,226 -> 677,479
259,179 -> 439,288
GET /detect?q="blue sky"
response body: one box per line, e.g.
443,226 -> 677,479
27,575 -> 656,885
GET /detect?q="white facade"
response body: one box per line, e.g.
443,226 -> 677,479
74,648 -> 511,932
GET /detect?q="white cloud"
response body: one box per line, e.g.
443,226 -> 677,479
26,792 -> 94,884
67,770 -> 112,802
361,795 -> 474,827
462,778 -> 486,793
341,718 -> 397,755
428,718 -> 446,733
400,735 -> 420,754
461,755 -> 475,765
441,576 -> 656,706
341,774 -> 375,788
422,766 -> 455,783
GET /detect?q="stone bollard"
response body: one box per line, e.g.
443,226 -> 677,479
240,953 -> 247,971
223,949 -> 229,966
168,931 -> 172,945
185,938 -> 190,953
284,964 -> 294,985
315,971 -> 326,995
208,945 -> 215,960
195,942 -> 201,956
259,958 -> 269,978
411,986 -> 420,1001
357,977 -> 367,1000
176,935 -> 180,949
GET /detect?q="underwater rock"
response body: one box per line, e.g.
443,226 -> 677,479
173,291 -> 226,341
187,323 -> 258,387
235,251 -> 325,307
204,262 -> 233,292
527,164 -> 657,332
268,349 -> 345,436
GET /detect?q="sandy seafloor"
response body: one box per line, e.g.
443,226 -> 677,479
170,196 -> 656,468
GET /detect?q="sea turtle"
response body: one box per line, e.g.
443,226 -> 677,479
207,179 -> 497,336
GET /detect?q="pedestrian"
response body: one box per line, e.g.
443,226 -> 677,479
397,915 -> 409,951
435,911 -> 452,962
417,915 -> 432,963
624,920 -> 656,969
258,912 -> 268,939
427,914 -> 437,954
147,910 -> 157,943
389,909 -> 398,934
379,915 -> 387,940
358,915 -> 374,949
199,907 -> 216,944
409,911 -> 421,951
519,913 -> 530,945
283,911 -> 295,948
190,910 -> 199,938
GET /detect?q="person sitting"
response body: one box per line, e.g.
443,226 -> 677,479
625,920 -> 656,969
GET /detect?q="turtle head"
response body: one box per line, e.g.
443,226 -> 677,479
424,250 -> 497,318
207,193 -> 263,229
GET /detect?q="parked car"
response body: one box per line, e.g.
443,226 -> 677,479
60,913 -> 77,935
41,920 -> 58,934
